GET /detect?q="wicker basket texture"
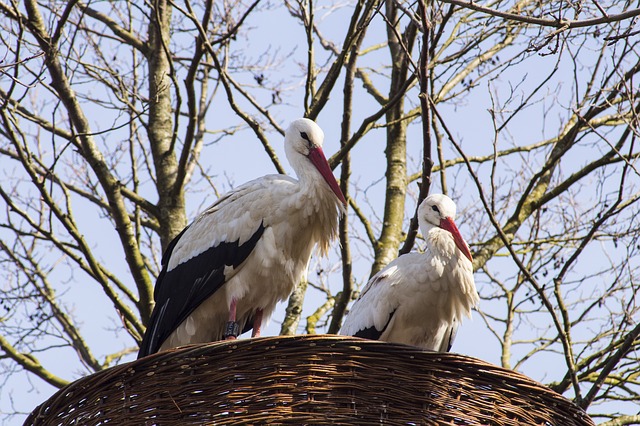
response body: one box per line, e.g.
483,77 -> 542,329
25,335 -> 594,426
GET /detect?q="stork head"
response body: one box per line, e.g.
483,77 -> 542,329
418,194 -> 473,262
285,118 -> 347,207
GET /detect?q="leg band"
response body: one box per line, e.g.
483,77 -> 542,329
223,321 -> 240,339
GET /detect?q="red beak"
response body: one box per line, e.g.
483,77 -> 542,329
308,147 -> 348,207
439,217 -> 473,262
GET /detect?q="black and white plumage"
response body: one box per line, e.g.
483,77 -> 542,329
339,194 -> 478,352
138,118 -> 346,358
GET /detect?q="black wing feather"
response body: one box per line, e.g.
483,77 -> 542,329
444,320 -> 458,352
138,222 -> 265,358
353,309 -> 396,341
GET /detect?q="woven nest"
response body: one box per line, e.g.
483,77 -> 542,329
25,335 -> 594,426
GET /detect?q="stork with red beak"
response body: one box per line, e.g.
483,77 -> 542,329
138,118 -> 346,358
339,194 -> 478,352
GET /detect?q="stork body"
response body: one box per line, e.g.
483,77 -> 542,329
339,194 -> 478,352
138,119 -> 346,358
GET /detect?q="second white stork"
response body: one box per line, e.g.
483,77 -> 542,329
339,194 -> 478,352
138,118 -> 346,358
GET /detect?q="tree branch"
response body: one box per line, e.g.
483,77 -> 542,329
438,0 -> 640,29
0,335 -> 69,389
399,0 -> 433,256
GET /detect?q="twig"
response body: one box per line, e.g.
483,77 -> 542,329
0,51 -> 44,70
604,28 -> 640,43
438,0 -> 640,29
0,51 -> 45,89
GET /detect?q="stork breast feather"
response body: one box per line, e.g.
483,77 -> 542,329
452,259 -> 475,295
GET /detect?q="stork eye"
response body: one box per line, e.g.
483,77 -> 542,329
300,132 -> 310,141
431,205 -> 440,213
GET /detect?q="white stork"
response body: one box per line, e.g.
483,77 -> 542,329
339,194 -> 478,352
138,118 -> 346,358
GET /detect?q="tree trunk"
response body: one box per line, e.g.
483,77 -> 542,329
370,3 -> 416,277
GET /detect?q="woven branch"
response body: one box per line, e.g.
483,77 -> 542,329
25,335 -> 595,426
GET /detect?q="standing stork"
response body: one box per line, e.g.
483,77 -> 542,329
138,118 -> 347,358
339,194 -> 478,352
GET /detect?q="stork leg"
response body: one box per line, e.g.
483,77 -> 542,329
224,298 -> 240,340
251,309 -> 264,338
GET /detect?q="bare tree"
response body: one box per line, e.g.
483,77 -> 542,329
0,0 -> 639,424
